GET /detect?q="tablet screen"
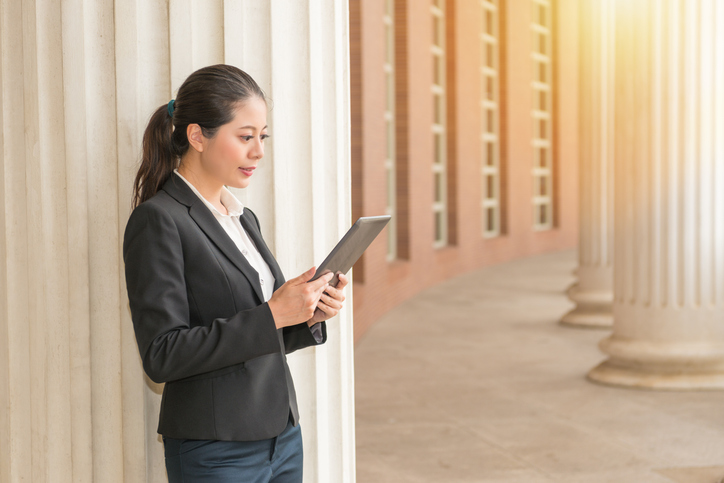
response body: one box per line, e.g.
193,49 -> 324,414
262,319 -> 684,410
310,216 -> 391,287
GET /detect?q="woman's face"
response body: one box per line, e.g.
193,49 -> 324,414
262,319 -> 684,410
198,96 -> 268,190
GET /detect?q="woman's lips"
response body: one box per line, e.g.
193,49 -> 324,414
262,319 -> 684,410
239,167 -> 255,176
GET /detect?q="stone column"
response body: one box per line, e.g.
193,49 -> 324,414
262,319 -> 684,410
561,0 -> 614,329
224,3 -> 357,481
588,0 -> 724,389
224,0 -> 355,483
0,0 -> 355,481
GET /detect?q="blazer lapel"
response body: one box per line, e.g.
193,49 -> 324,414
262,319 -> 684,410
162,176 -> 266,303
239,212 -> 286,291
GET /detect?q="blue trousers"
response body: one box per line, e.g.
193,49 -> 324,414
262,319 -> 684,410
163,419 -> 303,482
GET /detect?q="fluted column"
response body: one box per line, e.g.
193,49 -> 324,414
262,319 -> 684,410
589,0 -> 724,389
224,3 -> 356,481
561,0 -> 615,328
0,0 -> 355,481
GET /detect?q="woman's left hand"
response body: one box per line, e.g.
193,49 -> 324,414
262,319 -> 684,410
307,273 -> 348,325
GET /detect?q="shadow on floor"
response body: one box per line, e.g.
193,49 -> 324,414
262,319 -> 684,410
354,250 -> 724,483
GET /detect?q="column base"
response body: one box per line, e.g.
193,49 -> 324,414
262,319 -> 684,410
560,283 -> 613,329
560,310 -> 613,328
587,360 -> 724,390
588,337 -> 724,390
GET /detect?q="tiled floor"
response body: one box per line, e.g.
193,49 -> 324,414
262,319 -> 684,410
354,250 -> 724,483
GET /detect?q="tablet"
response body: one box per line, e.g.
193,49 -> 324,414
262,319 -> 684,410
309,215 -> 391,287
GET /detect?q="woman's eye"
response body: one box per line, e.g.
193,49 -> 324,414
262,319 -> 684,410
241,135 -> 253,142
260,134 -> 270,141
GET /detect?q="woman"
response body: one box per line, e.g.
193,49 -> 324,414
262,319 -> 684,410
123,64 -> 347,482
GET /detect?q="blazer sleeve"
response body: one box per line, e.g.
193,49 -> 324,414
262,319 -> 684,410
123,203 -> 282,384
246,208 -> 328,354
283,322 -> 327,354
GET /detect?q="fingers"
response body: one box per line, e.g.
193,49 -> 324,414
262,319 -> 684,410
302,273 -> 333,316
315,300 -> 339,319
292,269 -> 346,289
335,273 -> 349,290
271,268 -> 347,328
307,271 -> 334,291
322,285 -> 346,304
291,266 -> 317,285
284,267 -> 317,288
319,292 -> 343,310
314,286 -> 345,321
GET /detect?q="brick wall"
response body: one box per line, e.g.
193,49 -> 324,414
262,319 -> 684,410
350,0 -> 580,342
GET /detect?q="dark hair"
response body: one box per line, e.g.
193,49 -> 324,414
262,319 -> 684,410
132,64 -> 266,208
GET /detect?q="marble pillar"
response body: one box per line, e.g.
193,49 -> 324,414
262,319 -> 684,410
561,0 -> 614,329
588,0 -> 724,389
225,2 -> 357,481
0,0 -> 355,481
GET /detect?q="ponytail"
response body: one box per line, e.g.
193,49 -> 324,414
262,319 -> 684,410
132,104 -> 177,208
131,64 -> 266,208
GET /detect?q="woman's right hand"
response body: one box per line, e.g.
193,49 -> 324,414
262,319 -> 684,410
268,267 -> 334,329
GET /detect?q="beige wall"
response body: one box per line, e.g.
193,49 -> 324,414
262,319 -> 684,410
351,0 -> 580,340
0,1 -> 355,482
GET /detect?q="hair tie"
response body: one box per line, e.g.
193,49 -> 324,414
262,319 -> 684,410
167,99 -> 175,117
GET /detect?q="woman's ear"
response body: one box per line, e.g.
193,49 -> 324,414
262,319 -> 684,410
187,124 -> 205,153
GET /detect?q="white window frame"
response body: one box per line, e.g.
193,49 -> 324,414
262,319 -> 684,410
531,0 -> 553,230
481,0 -> 501,238
431,0 -> 448,248
384,0 -> 397,260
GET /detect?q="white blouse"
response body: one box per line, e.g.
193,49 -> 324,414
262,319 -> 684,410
173,170 -> 276,302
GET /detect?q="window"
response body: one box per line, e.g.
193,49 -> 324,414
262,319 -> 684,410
481,0 -> 500,237
531,0 -> 553,230
384,0 -> 397,260
431,0 -> 447,247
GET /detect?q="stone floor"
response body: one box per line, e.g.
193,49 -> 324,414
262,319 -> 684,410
354,250 -> 724,483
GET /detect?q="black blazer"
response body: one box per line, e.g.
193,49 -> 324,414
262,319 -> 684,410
123,175 -> 326,441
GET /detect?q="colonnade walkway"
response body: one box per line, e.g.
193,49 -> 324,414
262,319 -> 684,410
354,250 -> 724,483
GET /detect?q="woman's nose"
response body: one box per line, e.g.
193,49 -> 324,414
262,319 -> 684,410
251,139 -> 264,159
